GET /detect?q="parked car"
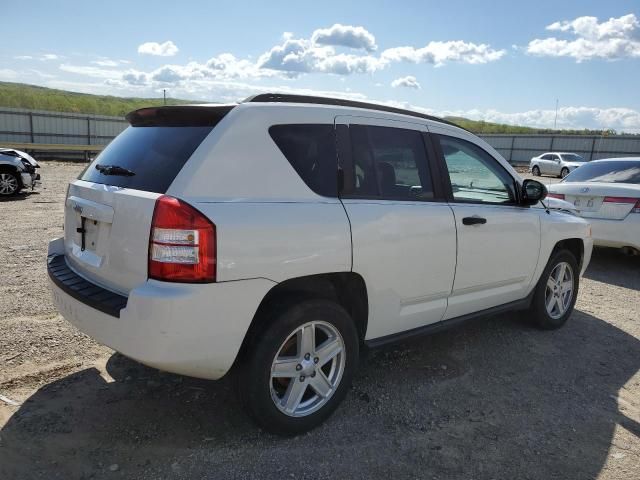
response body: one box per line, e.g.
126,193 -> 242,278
530,152 -> 587,178
0,148 -> 41,196
547,157 -> 640,255
47,94 -> 593,435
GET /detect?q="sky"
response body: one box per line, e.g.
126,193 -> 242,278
1,0 -> 640,132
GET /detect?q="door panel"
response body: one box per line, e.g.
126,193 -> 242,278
335,116 -> 457,339
444,204 -> 540,319
429,128 -> 542,318
345,201 -> 456,338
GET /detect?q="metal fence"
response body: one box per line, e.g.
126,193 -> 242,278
1,107 -> 640,163
0,107 -> 127,160
480,134 -> 640,166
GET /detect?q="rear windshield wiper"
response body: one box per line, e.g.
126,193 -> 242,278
95,164 -> 136,176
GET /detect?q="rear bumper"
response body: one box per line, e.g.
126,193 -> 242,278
588,215 -> 640,250
47,238 -> 275,380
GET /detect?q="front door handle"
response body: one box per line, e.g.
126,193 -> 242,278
462,216 -> 487,226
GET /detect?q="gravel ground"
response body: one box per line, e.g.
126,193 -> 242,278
0,162 -> 638,480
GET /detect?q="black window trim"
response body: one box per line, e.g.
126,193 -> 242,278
431,132 -> 523,207
336,123 -> 447,203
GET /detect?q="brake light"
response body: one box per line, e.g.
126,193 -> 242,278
148,195 -> 216,282
603,196 -> 638,204
547,192 -> 565,200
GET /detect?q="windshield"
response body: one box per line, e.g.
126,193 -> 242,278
563,160 -> 640,184
561,154 -> 586,162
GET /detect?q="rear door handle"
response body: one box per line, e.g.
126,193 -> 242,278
462,216 -> 487,226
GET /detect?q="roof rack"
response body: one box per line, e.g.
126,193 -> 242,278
243,93 -> 461,129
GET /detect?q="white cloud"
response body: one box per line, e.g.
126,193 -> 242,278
396,103 -> 640,133
137,41 -> 179,57
14,55 -> 33,60
42,54 -> 59,61
391,75 -> 421,89
59,64 -> 123,79
91,58 -> 122,67
381,41 -> 506,66
311,24 -> 377,51
527,13 -> 640,61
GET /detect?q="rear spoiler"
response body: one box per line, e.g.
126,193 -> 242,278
126,105 -> 235,127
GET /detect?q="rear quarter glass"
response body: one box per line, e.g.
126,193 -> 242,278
80,125 -> 213,193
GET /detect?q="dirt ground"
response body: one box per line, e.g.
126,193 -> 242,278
0,162 -> 639,480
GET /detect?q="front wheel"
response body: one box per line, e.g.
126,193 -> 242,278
237,299 -> 359,436
561,167 -> 570,178
0,172 -> 20,196
532,166 -> 541,176
528,249 -> 579,329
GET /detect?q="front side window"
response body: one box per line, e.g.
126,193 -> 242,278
349,125 -> 434,200
436,135 -> 516,204
269,124 -> 337,197
561,154 -> 586,162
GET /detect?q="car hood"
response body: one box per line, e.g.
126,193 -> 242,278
534,197 -> 579,215
564,161 -> 587,168
0,148 -> 39,167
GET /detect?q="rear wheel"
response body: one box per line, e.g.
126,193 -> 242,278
532,166 -> 541,176
528,249 -> 579,329
0,171 -> 20,196
237,299 -> 359,436
560,167 -> 570,178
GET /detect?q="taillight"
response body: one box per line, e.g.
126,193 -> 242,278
602,196 -> 640,214
547,192 -> 565,200
148,195 -> 216,283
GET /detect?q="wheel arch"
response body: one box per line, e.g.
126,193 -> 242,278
236,272 -> 369,364
553,238 -> 584,270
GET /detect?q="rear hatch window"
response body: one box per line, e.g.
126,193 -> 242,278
80,105 -> 233,193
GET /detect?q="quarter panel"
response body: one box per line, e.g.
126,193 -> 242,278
190,201 -> 352,283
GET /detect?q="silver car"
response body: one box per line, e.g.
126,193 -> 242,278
530,152 -> 588,178
0,148 -> 41,196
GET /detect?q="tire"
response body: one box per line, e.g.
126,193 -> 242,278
532,166 -> 540,176
236,299 -> 359,436
528,249 -> 579,330
0,171 -> 20,196
560,167 -> 570,179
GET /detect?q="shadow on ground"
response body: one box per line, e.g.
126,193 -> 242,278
1,305 -> 638,479
584,247 -> 640,290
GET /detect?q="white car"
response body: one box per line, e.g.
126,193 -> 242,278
547,158 -> 640,255
0,148 -> 41,196
530,152 -> 588,178
47,94 -> 593,435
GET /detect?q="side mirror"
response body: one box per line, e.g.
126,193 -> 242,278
521,179 -> 547,206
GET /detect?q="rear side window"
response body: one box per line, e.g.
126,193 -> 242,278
349,125 -> 434,200
80,126 -> 213,193
269,124 -> 337,197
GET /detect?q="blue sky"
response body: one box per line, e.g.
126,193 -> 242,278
1,0 -> 639,131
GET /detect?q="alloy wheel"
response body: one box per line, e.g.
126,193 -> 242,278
269,321 -> 345,417
544,261 -> 574,319
0,173 -> 18,195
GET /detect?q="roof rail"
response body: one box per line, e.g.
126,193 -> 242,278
243,93 -> 462,129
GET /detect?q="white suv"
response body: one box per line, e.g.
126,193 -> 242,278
48,94 -> 593,435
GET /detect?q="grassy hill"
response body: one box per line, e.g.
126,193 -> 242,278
0,82 -> 197,117
0,82 -> 616,135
